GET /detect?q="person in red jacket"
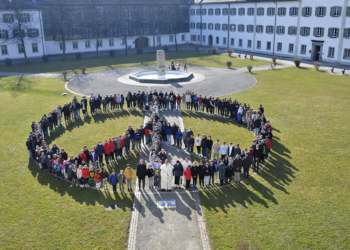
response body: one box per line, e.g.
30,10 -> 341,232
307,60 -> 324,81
80,149 -> 87,163
120,137 -> 125,157
108,138 -> 115,162
82,165 -> 90,187
94,170 -> 101,189
266,138 -> 271,155
184,165 -> 192,190
103,140 -> 110,165
176,94 -> 182,111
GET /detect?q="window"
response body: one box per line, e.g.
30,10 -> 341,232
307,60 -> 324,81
169,35 -> 174,42
300,27 -> 310,36
157,36 -> 161,43
196,9 -> 201,15
1,45 -> 8,55
288,26 -> 297,35
223,8 -> 228,15
230,24 -> 236,32
316,7 -> 326,17
248,8 -> 254,16
347,7 -> 350,17
267,7 -> 275,16
107,39 -> 113,46
191,35 -> 196,41
13,29 -> 25,38
202,9 -> 207,15
216,37 -> 219,44
3,14 -> 14,23
314,27 -> 324,37
59,42 -> 64,50
301,45 -> 306,54
247,25 -> 254,33
331,6 -> 342,17
215,8 -> 221,15
208,8 -> 213,15
230,38 -> 234,46
238,8 -> 245,16
120,38 -> 125,45
32,43 -> 38,53
191,9 -> 195,15
202,23 -> 206,30
344,49 -> 350,59
196,23 -> 201,29
73,41 -> 78,49
215,23 -> 220,31
230,8 -> 236,16
248,40 -> 252,48
0,30 -> 8,39
289,7 -> 298,16
278,7 -> 286,16
257,41 -> 261,49
208,23 -> 213,30
198,35 -> 200,42
190,22 -> 195,29
266,25 -> 274,34
277,26 -> 285,35
277,42 -> 282,51
256,25 -> 263,33
222,24 -> 228,31
328,47 -> 335,58
223,37 -> 226,45
85,41 -> 90,48
266,41 -> 271,50
27,28 -> 39,37
345,28 -> 350,38
288,44 -> 294,53
238,24 -> 244,32
239,39 -> 243,47
181,34 -> 185,41
203,35 -> 206,43
257,8 -> 264,16
302,7 -> 312,17
18,44 -> 25,54
97,40 -> 102,47
328,28 -> 339,38
20,13 -> 30,22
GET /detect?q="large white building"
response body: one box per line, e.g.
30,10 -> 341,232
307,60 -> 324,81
1,0 -> 350,65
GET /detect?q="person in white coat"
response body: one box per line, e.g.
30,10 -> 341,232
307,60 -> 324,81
195,134 -> 202,156
185,93 -> 191,110
182,157 -> 192,186
160,159 -> 173,191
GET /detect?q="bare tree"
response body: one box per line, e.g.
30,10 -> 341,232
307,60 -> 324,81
116,6 -> 130,55
1,0 -> 40,62
171,6 -> 182,52
87,1 -> 104,58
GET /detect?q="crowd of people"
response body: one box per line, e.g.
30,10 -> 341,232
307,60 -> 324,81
26,89 -> 272,192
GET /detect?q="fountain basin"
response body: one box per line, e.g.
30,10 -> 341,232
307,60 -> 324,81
129,71 -> 194,83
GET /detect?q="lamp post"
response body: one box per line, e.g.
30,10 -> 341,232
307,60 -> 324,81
272,1 -> 277,56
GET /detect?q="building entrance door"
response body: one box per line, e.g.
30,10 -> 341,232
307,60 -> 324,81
311,41 -> 324,61
208,35 -> 213,46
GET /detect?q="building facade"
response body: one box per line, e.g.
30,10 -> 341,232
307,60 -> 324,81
1,0 -> 350,65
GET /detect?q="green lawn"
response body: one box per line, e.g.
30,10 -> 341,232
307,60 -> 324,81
0,50 -> 270,74
0,76 -> 144,249
185,68 -> 350,249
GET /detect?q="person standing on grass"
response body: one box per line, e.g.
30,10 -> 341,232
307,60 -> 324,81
212,139 -> 220,161
89,167 -> 95,187
70,165 -> 77,187
97,141 -> 104,166
218,159 -> 226,186
54,159 -> 62,180
201,135 -> 207,159
100,167 -> 108,190
109,170 -> 118,193
209,160 -> 216,185
195,134 -> 202,156
204,163 -> 210,187
233,154 -> 242,183
124,164 -> 134,192
220,141 -> 228,159
117,170 -> 126,192
82,165 -> 90,187
103,140 -> 110,165
136,159 -> 147,191
94,169 -> 101,190
242,152 -> 251,180
198,161 -> 205,188
193,94 -> 199,112
185,92 -> 191,110
206,136 -> 213,160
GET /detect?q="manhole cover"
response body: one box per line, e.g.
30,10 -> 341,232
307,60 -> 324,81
106,203 -> 118,210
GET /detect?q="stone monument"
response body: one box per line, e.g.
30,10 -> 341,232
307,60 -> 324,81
157,50 -> 166,78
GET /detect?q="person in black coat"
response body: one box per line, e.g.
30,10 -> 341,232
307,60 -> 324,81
206,136 -> 213,160
225,164 -> 233,183
171,123 -> 178,146
208,160 -> 216,185
136,159 -> 147,190
173,161 -> 184,188
253,145 -> 262,173
191,162 -> 198,189
198,161 -> 206,188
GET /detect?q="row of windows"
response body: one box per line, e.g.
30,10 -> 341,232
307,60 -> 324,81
190,23 -> 350,38
2,13 -> 31,22
1,43 -> 38,55
0,29 -> 39,38
191,6 -> 350,17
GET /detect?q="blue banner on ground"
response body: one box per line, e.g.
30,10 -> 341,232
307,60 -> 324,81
157,199 -> 176,208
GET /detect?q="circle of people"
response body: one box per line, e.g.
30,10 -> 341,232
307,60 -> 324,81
26,89 -> 272,193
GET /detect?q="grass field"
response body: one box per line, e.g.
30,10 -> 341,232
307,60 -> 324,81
0,50 -> 270,74
0,76 -> 144,249
182,68 -> 350,249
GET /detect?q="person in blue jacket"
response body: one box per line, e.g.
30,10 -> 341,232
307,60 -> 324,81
192,95 -> 199,112
176,129 -> 183,149
109,170 -> 118,192
165,123 -> 172,144
97,141 -> 104,166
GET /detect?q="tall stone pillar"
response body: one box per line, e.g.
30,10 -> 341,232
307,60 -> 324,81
157,50 -> 166,77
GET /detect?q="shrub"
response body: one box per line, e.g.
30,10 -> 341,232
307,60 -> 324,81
272,55 -> 277,65
81,66 -> 87,74
4,58 -> 12,66
247,65 -> 253,73
211,46 -> 218,54
226,48 -> 234,57
137,48 -> 143,54
109,50 -> 115,57
294,56 -> 301,67
194,45 -> 199,51
163,45 -> 169,52
42,55 -> 49,63
226,60 -> 232,68
75,52 -> 82,60
62,71 -> 68,81
250,54 -> 254,60
314,61 -> 321,71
